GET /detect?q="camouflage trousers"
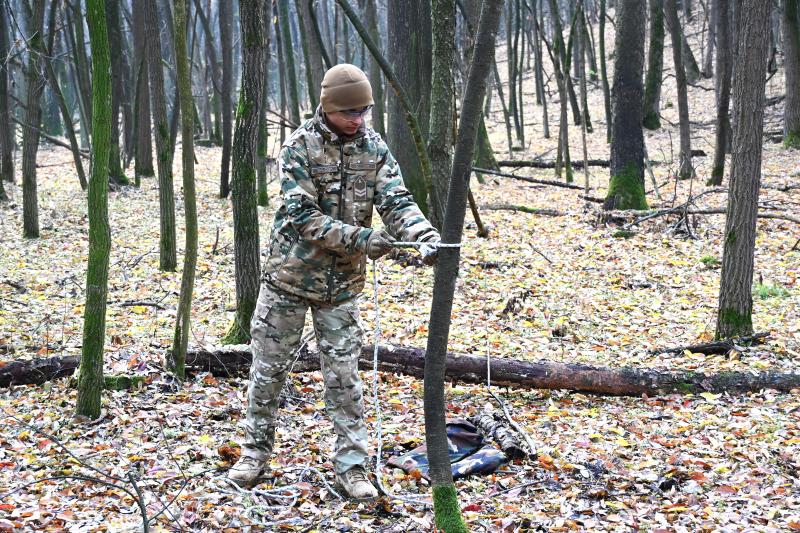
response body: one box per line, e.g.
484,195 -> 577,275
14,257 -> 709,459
243,282 -> 368,474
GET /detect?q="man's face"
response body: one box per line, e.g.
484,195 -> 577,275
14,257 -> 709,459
325,106 -> 372,137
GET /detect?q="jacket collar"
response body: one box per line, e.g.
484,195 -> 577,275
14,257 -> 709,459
312,104 -> 366,144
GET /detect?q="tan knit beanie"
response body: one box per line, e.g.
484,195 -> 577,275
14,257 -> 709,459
320,64 -> 374,113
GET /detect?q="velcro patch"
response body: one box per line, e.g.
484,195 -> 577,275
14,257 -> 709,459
310,164 -> 339,175
349,161 -> 377,171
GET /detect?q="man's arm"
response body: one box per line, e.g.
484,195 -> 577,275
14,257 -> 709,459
374,145 -> 440,243
281,144 -> 372,255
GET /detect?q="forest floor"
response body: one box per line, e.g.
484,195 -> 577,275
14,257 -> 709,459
2,20 -> 800,533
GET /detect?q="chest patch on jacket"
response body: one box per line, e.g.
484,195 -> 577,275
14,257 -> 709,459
310,164 -> 339,175
352,175 -> 368,201
349,161 -> 377,171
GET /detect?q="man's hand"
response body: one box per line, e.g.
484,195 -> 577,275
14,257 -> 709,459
419,238 -> 440,266
366,230 -> 395,260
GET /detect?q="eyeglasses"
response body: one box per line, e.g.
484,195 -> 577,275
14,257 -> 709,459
339,105 -> 373,118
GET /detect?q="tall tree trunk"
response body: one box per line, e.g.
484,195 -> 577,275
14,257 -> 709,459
221,0 -> 264,346
256,0 -> 271,207
274,2 -> 287,144
105,0 -> 128,184
308,0 -> 333,69
298,0 -> 324,108
219,0 -> 233,197
642,0 -> 664,130
76,0 -> 112,420
0,0 -> 12,188
145,0 -> 177,271
426,0 -> 455,230
22,0 -> 46,238
194,0 -> 221,145
665,0 -> 693,180
604,0 -> 647,211
278,0 -> 301,124
67,2 -> 93,140
170,0 -> 197,379
715,0 -> 770,339
547,0 -> 573,183
599,0 -> 611,143
360,0 -> 385,137
387,0 -> 433,214
424,1 -> 503,529
709,0 -> 731,185
784,0 -> 800,149
132,0 -> 154,183
702,0 -> 717,77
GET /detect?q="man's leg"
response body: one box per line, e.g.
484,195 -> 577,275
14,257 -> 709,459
312,299 -> 377,498
235,283 -> 306,479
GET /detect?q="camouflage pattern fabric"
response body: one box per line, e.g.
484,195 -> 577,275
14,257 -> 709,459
243,282 -> 368,474
264,105 -> 439,304
387,420 -> 509,480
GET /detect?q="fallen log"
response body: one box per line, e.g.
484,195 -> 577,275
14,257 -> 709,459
184,344 -> 800,396
5,344 -> 799,396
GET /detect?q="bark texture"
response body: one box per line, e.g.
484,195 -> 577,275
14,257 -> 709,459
76,0 -> 112,419
277,0 -> 300,124
709,0 -> 732,185
169,0 -> 197,379
784,0 -> 800,148
144,0 -> 177,271
219,0 -> 234,197
423,0 -> 502,529
387,0 -> 433,214
605,0 -> 647,211
22,0 -> 46,238
642,0 -> 664,130
360,0 -> 385,138
715,0 -> 770,339
132,0 -> 154,182
665,0 -> 693,179
221,0 -> 265,345
0,3 -> 13,187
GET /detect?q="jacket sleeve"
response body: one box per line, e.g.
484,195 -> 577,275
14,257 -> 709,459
374,144 -> 440,243
280,143 -> 373,255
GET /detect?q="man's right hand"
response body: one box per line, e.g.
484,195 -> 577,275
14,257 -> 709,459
366,230 -> 395,260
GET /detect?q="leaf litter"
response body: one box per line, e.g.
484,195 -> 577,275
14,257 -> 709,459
1,18 -> 800,533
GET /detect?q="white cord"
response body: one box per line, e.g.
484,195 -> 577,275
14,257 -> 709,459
391,241 -> 463,248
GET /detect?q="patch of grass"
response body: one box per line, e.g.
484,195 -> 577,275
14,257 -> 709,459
613,229 -> 636,239
755,282 -> 791,300
700,255 -> 720,268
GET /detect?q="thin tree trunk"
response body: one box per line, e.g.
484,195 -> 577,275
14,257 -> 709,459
577,0 -> 589,193
0,0 -> 12,189
67,1 -> 93,139
256,0 -> 270,207
193,0 -> 221,145
546,0 -> 573,182
784,0 -> 800,148
424,1 -> 503,528
22,0 -> 46,238
145,0 -> 177,271
278,0 -> 300,124
715,0 -> 770,339
274,2 -> 287,144
132,0 -> 154,183
604,0 -> 647,211
308,0 -> 333,69
665,0 -> 693,180
170,0 -> 197,379
702,0 -> 717,77
360,0 -> 385,137
76,0 -> 112,420
296,0 -> 319,109
105,0 -> 128,184
599,0 -> 611,143
709,0 -> 731,185
426,0 -> 456,230
642,0 -> 664,130
221,0 -> 265,346
219,0 -> 233,197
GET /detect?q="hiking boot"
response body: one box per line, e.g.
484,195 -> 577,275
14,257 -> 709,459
335,466 -> 379,500
227,456 -> 269,488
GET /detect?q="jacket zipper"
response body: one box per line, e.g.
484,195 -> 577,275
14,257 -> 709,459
325,143 -> 346,303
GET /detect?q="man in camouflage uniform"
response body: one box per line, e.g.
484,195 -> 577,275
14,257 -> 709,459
228,64 -> 441,498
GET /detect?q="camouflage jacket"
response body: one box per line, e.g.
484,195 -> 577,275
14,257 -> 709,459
263,106 -> 439,303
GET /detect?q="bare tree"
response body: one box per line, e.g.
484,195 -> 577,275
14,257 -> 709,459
715,0 -> 770,339
219,0 -> 234,197
665,0 -> 693,180
0,1 -> 14,190
709,0 -> 732,185
784,0 -> 800,148
643,0 -> 664,130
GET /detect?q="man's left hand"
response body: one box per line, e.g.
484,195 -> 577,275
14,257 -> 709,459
419,239 -> 440,266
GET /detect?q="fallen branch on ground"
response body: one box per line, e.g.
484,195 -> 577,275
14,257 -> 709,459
471,167 -> 586,190
480,204 -> 564,216
496,149 -> 707,169
649,332 -> 769,355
